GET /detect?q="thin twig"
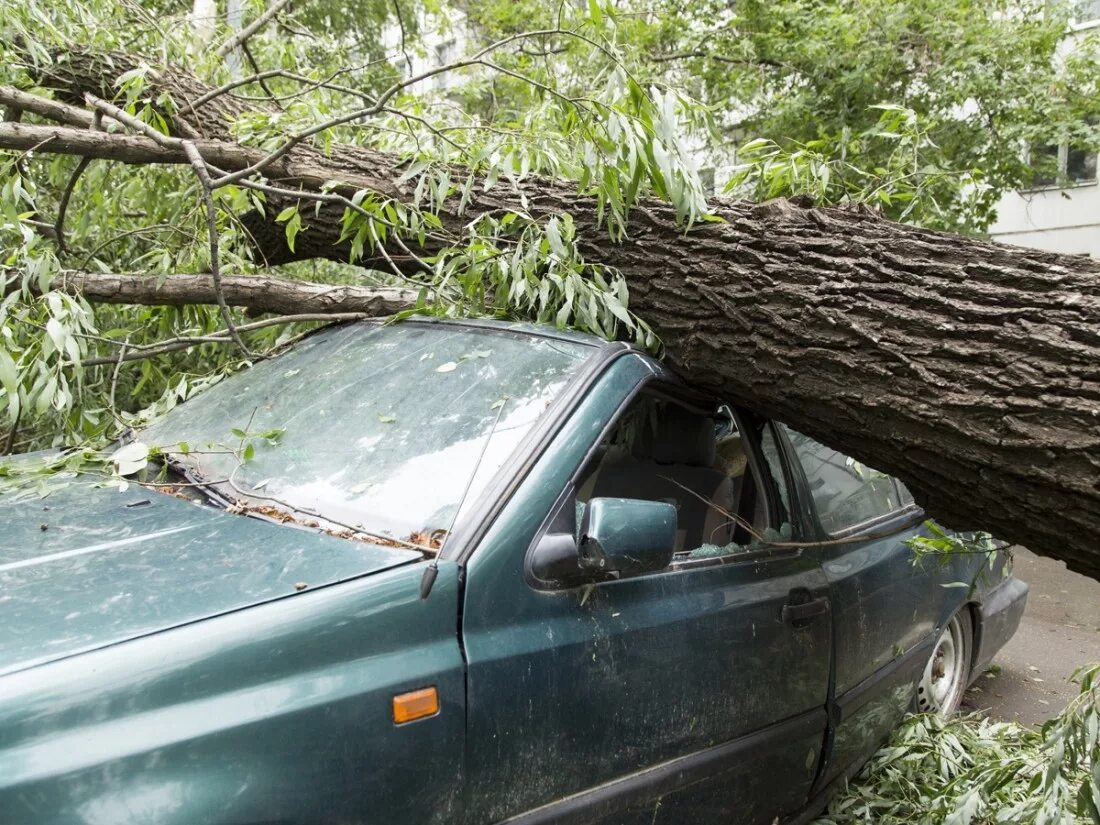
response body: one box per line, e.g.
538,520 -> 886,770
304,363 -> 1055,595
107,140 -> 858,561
240,41 -> 284,111
181,61 -> 385,112
76,222 -> 201,271
392,0 -> 415,77
210,28 -> 600,188
648,50 -> 783,68
54,111 -> 102,256
215,0 -> 291,58
108,337 -> 129,422
80,312 -> 372,365
182,140 -> 249,355
3,404 -> 21,455
19,218 -> 58,240
55,157 -> 91,256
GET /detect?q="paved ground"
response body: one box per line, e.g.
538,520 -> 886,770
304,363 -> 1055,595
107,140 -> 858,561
961,547 -> 1100,727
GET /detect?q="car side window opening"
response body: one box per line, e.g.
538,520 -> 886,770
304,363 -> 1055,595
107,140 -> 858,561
779,425 -> 907,535
575,392 -> 791,563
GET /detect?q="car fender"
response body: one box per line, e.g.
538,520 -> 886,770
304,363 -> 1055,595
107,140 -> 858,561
0,562 -> 466,825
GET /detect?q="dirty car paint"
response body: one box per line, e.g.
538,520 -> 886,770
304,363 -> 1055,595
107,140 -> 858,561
0,320 -> 1028,825
0,480 -> 419,675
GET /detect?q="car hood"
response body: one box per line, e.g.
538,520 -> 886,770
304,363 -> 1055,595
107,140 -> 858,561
0,479 -> 421,676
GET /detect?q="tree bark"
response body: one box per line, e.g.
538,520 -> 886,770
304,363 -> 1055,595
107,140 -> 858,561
8,54 -> 1100,580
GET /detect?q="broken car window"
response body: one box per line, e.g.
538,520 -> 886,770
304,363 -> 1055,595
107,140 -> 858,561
576,394 -> 774,562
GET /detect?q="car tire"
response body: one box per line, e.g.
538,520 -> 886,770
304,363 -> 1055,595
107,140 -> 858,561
915,608 -> 972,715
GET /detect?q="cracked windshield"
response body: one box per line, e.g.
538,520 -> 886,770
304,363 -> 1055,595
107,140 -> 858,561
141,323 -> 590,546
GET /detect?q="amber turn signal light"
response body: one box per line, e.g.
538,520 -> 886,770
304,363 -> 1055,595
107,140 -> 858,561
392,686 -> 439,724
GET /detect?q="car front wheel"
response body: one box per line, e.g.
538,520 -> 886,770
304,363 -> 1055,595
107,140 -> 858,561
916,609 -> 972,715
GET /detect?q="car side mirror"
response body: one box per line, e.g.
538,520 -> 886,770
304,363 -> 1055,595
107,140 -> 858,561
527,496 -> 677,588
578,497 -> 677,577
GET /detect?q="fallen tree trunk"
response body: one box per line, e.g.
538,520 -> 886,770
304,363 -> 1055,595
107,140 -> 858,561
5,55 -> 1100,580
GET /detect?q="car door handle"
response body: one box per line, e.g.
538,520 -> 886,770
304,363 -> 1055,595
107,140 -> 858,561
782,596 -> 829,628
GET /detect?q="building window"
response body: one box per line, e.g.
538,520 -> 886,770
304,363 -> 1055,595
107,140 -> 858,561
1067,143 -> 1099,182
1029,143 -> 1061,187
1072,0 -> 1100,25
1027,129 -> 1098,189
432,39 -> 457,90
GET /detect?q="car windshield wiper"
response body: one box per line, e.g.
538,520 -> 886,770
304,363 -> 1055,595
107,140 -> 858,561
143,441 -> 441,559
149,452 -> 236,509
420,395 -> 511,599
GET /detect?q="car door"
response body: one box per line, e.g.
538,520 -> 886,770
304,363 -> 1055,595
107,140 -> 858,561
458,355 -> 832,825
771,424 -> 959,786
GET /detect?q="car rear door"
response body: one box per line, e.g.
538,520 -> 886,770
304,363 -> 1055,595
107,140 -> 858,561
772,424 -> 955,786
457,357 -> 832,825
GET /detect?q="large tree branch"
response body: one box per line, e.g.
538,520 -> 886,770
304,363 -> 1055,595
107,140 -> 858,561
0,118 -> 404,196
1,268 -> 419,316
0,85 -> 99,128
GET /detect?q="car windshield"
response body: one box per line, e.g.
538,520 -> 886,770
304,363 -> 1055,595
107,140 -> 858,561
142,322 -> 592,543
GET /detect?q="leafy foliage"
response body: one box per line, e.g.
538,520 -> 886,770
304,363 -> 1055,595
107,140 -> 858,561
619,0 -> 1100,232
725,105 -> 988,228
0,0 -> 715,450
816,664 -> 1100,825
907,523 -> 1001,567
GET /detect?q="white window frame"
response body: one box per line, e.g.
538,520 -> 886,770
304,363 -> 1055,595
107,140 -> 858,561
1071,0 -> 1100,27
1023,140 -> 1098,191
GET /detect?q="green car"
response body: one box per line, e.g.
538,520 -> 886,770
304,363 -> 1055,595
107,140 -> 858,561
0,319 -> 1027,825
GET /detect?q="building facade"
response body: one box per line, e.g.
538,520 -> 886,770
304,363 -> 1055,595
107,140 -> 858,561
988,2 -> 1100,257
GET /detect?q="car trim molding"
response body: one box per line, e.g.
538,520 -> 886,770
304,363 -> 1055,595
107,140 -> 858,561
835,633 -> 936,724
444,342 -> 634,565
495,708 -> 828,825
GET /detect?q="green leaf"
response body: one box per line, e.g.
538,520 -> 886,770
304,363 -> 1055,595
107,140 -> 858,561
284,211 -> 302,253
45,318 -> 67,352
587,0 -> 602,26
111,441 -> 150,476
604,294 -> 634,329
35,374 -> 57,414
545,217 -> 568,260
0,347 -> 17,397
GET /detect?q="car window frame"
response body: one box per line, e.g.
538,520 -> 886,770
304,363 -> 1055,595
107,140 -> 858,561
444,339 -> 632,565
524,374 -> 806,589
758,418 -> 816,543
772,424 -> 924,541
